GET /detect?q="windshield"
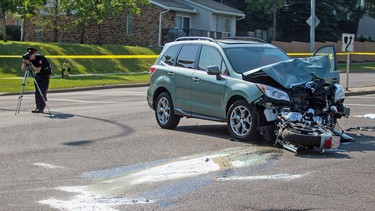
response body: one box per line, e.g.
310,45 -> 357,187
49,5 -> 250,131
225,47 -> 290,74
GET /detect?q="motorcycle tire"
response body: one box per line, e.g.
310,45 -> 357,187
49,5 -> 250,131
281,128 -> 322,147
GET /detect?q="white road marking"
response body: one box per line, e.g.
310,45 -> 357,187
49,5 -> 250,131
0,96 -> 115,104
353,114 -> 375,120
217,173 -> 304,181
345,103 -> 375,107
49,98 -> 116,104
34,163 -> 66,169
39,186 -> 152,211
346,96 -> 375,99
72,92 -> 147,96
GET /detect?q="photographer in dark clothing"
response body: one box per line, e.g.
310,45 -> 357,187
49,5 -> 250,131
22,47 -> 52,113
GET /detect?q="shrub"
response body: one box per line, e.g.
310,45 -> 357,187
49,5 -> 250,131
0,25 -> 21,41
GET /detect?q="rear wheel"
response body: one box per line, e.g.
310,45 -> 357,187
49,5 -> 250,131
227,100 -> 260,142
155,92 -> 180,129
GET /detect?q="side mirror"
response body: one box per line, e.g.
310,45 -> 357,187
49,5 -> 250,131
207,65 -> 222,80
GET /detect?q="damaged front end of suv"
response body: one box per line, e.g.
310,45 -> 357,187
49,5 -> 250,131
243,46 -> 353,153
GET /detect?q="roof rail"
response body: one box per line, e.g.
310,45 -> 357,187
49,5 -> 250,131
175,36 -> 217,43
221,37 -> 267,43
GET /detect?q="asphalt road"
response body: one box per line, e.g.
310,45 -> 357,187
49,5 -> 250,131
0,87 -> 374,210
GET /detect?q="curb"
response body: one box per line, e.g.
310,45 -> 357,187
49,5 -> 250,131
344,87 -> 375,96
2,84 -> 375,97
0,83 -> 149,96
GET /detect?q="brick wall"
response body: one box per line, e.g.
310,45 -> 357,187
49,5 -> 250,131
24,5 -> 177,47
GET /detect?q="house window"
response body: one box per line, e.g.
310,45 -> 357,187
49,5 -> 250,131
217,17 -> 231,37
16,19 -> 22,26
176,16 -> 191,35
36,26 -> 43,38
127,14 -> 134,36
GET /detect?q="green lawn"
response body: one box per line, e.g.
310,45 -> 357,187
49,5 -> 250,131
337,62 -> 375,72
0,41 -> 159,93
0,41 -> 160,77
0,74 -> 150,93
1,40 -> 374,94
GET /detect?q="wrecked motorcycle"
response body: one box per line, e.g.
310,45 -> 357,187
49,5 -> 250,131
274,79 -> 352,153
244,46 -> 354,153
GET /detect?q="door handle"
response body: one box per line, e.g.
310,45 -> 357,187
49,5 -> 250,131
192,77 -> 200,82
168,72 -> 175,77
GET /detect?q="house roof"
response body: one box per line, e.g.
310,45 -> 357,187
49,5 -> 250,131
151,0 -> 244,17
185,0 -> 244,17
151,0 -> 198,13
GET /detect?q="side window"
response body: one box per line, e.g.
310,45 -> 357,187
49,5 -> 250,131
176,45 -> 200,68
199,46 -> 228,74
159,45 -> 181,66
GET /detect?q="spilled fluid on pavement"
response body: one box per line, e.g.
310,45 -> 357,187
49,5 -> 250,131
40,145 -> 288,210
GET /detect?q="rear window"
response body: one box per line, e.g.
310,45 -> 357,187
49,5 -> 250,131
225,47 -> 290,73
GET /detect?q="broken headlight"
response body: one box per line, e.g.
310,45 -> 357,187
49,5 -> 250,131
257,84 -> 290,102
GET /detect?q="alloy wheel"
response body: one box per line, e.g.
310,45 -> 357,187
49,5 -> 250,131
229,105 -> 252,137
157,97 -> 170,124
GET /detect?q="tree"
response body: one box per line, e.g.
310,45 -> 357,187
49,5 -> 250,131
333,0 -> 375,39
277,1 -> 311,42
0,0 -> 17,42
315,0 -> 340,42
366,0 -> 375,18
59,0 -> 150,44
34,0 -> 61,42
244,0 -> 286,41
14,0 -> 47,41
277,0 -> 357,42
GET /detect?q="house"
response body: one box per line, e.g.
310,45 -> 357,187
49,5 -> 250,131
358,15 -> 375,40
22,0 -> 245,47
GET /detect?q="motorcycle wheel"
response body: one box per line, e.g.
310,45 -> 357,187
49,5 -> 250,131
281,128 -> 322,147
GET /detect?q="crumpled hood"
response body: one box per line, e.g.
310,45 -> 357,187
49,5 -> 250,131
242,55 -> 339,89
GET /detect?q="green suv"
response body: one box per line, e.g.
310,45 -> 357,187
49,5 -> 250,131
147,37 -> 339,142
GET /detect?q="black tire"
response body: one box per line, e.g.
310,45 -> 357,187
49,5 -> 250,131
227,100 -> 260,142
281,128 -> 322,147
155,92 -> 180,129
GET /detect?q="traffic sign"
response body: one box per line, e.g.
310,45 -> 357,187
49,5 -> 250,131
342,33 -> 355,52
306,16 -> 320,28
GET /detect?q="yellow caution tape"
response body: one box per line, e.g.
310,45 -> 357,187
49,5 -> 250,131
345,52 -> 375,56
0,55 -> 159,59
0,53 -> 374,59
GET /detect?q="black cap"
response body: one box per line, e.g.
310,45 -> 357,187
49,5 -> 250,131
26,47 -> 37,54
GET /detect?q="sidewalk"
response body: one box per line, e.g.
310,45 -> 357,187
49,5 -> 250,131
339,71 -> 375,96
2,83 -> 375,97
1,72 -> 375,96
344,85 -> 375,96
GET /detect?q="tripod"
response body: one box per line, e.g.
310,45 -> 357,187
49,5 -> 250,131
15,66 -> 52,117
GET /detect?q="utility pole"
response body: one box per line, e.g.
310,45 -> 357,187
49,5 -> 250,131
310,0 -> 315,53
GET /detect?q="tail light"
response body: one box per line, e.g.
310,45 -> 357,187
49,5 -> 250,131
324,137 -> 332,148
149,65 -> 156,77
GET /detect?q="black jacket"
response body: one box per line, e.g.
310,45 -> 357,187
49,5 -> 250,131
31,54 -> 51,76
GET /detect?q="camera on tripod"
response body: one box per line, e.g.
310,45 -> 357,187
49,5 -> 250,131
22,52 -> 31,60
22,47 -> 37,62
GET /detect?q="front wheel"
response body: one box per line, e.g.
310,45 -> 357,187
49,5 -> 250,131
155,92 -> 180,129
227,100 -> 260,142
